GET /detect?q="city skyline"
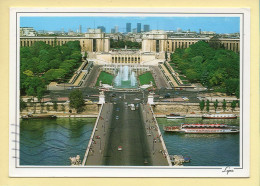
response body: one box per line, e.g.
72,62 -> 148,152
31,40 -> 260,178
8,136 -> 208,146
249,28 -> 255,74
20,16 -> 240,34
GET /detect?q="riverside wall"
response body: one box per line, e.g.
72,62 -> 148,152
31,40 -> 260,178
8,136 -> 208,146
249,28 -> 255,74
153,102 -> 240,115
20,103 -> 99,116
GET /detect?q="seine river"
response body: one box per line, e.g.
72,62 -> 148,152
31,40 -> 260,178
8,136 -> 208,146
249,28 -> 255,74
20,117 -> 239,166
20,118 -> 95,166
157,118 -> 240,166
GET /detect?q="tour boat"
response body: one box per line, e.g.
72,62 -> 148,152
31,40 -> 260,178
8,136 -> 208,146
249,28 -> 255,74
166,113 -> 185,119
202,114 -> 237,119
164,124 -> 239,134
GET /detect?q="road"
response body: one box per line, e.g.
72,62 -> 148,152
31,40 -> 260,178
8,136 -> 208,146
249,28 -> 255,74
102,100 -> 152,166
82,65 -> 100,87
150,66 -> 171,89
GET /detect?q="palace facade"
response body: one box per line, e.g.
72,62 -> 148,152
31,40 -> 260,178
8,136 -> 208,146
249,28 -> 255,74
20,29 -> 240,65
142,30 -> 240,53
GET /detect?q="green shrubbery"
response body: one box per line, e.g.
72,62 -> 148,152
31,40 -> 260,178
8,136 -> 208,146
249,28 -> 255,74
170,41 -> 239,97
20,41 -> 82,100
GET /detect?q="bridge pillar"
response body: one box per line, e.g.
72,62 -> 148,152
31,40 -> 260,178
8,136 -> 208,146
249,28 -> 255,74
147,93 -> 154,105
98,91 -> 105,104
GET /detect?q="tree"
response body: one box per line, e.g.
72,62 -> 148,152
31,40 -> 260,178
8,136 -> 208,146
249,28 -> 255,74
53,101 -> 58,111
214,99 -> 219,112
225,78 -> 239,96
70,51 -> 82,62
40,102 -> 44,113
69,89 -> 85,113
46,104 -> 50,111
206,100 -> 210,112
208,36 -> 223,49
199,100 -> 205,113
222,99 -> 227,112
231,100 -> 237,112
37,87 -> 45,102
20,98 -> 27,112
23,70 -> 34,77
170,40 -> 239,95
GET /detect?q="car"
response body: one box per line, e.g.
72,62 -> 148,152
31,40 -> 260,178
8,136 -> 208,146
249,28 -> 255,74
165,94 -> 170,98
116,108 -> 120,111
118,146 -> 123,151
116,116 -> 119,119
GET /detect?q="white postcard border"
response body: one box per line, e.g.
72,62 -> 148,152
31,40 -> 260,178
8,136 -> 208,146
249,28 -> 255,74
9,7 -> 250,177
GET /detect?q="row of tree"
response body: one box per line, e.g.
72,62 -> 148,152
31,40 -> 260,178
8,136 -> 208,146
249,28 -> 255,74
20,89 -> 85,113
170,40 -> 240,97
199,99 -> 239,113
20,99 -> 65,112
110,39 -> 141,49
20,41 -> 82,101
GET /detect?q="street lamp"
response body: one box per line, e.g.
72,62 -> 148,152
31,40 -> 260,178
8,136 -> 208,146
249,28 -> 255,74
100,138 -> 102,153
153,139 -> 155,155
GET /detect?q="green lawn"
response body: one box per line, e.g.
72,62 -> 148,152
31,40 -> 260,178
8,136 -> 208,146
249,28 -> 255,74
95,71 -> 114,86
138,72 -> 156,86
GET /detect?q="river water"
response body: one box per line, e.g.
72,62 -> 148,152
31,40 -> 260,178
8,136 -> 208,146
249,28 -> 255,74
157,118 -> 240,166
20,118 -> 95,166
20,117 -> 239,166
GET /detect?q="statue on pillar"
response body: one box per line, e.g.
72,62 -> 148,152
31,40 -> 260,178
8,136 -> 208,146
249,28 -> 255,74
98,91 -> 105,104
147,92 -> 154,105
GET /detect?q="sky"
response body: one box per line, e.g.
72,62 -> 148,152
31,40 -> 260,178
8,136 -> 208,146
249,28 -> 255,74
20,16 -> 240,34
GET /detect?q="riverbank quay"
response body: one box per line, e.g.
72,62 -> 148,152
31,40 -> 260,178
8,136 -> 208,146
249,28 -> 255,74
20,102 -> 99,116
140,104 -> 171,166
20,113 -> 98,119
155,114 -> 240,118
153,102 -> 240,116
83,103 -> 113,166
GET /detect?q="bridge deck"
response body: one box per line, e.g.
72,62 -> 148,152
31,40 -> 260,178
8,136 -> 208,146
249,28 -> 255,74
84,101 -> 170,166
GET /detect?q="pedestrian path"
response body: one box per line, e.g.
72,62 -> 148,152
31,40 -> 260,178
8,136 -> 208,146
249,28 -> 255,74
140,104 -> 171,166
82,103 -> 113,165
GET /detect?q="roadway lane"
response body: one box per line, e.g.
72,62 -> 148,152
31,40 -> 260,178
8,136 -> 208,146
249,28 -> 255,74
82,65 -> 100,87
150,66 -> 171,89
102,101 -> 152,166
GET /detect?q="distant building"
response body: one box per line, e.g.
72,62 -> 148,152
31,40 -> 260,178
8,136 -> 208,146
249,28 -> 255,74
38,30 -> 46,34
20,27 -> 37,36
87,28 -> 102,33
115,26 -> 119,33
143,25 -> 150,32
79,25 -> 82,33
177,28 -> 182,33
142,30 -> 240,53
126,23 -> 131,33
201,31 -> 216,35
68,31 -> 77,36
137,23 -> 141,33
132,28 -> 137,33
97,26 -> 106,33
111,28 -> 115,33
